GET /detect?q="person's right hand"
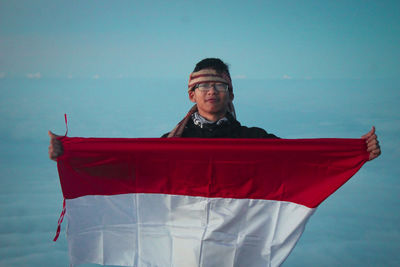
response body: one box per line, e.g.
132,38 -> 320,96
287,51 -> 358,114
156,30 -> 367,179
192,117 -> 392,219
48,131 -> 63,161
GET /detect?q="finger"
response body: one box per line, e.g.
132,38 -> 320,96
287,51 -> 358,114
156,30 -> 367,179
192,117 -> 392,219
49,147 -> 56,160
369,150 -> 381,161
48,140 -> 63,160
368,147 -> 381,160
51,138 -> 61,146
366,133 -> 377,141
367,142 -> 379,151
361,126 -> 375,139
367,140 -> 380,150
49,149 -> 62,161
367,137 -> 379,150
48,130 -> 62,139
48,145 -> 55,156
51,146 -> 61,154
50,153 -> 57,161
361,130 -> 371,139
369,154 -> 377,161
366,134 -> 377,144
367,146 -> 380,153
48,130 -> 55,138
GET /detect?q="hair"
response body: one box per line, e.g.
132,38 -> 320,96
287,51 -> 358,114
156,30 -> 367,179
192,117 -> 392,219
193,58 -> 230,76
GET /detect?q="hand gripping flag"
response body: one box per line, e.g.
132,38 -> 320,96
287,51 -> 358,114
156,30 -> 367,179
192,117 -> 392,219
55,137 -> 368,267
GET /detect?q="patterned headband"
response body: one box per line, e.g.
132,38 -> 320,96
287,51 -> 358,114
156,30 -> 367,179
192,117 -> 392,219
188,69 -> 233,92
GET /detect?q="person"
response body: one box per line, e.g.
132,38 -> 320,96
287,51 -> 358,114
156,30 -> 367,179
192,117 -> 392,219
49,58 -> 381,160
162,58 -> 278,138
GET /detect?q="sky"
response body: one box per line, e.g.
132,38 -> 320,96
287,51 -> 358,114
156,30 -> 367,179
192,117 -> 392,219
1,0 -> 399,80
0,1 -> 399,266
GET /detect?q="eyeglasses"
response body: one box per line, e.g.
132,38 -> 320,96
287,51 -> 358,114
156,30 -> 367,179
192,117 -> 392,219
195,83 -> 229,92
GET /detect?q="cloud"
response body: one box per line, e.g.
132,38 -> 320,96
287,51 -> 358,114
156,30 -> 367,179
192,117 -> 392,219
282,74 -> 292,80
0,72 -> 5,79
93,74 -> 100,79
233,75 -> 246,79
26,72 -> 41,79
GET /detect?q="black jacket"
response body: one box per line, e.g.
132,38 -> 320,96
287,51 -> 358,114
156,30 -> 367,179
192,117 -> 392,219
163,114 -> 278,139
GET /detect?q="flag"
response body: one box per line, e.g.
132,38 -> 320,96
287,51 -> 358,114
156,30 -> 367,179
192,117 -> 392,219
56,137 -> 368,267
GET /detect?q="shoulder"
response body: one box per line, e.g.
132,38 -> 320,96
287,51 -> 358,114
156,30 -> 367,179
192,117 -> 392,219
236,125 -> 279,139
230,115 -> 278,138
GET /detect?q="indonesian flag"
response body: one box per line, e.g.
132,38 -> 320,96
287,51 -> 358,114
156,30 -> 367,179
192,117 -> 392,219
55,137 -> 368,267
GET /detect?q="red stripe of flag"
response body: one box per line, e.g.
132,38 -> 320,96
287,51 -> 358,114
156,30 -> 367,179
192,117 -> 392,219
57,138 -> 368,208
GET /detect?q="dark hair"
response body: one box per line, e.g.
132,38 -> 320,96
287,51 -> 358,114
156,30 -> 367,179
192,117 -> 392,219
193,58 -> 230,76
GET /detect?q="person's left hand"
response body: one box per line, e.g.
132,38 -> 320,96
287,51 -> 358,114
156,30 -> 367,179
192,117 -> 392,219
361,126 -> 381,161
48,131 -> 63,161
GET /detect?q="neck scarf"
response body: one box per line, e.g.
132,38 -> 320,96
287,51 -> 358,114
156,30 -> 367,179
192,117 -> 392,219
192,112 -> 229,129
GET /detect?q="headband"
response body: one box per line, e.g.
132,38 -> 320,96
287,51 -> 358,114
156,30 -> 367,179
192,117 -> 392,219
188,69 -> 233,92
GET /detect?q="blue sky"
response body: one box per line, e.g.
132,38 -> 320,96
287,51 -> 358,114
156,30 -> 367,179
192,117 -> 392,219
0,1 -> 399,266
1,0 -> 399,80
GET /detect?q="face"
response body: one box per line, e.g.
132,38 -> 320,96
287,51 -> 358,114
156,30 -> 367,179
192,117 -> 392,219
189,82 -> 234,121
